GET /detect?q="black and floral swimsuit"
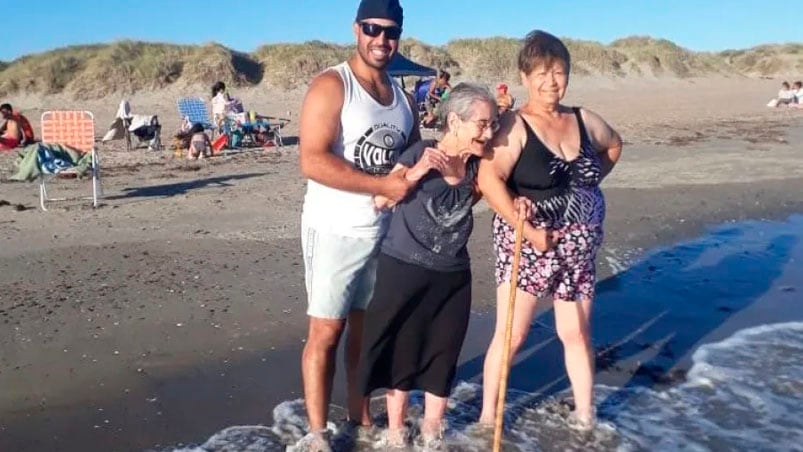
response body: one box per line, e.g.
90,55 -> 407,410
493,107 -> 605,301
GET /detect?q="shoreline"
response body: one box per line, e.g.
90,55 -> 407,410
2,177 -> 803,451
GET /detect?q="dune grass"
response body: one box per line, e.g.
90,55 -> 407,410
0,44 -> 103,97
445,37 -> 521,82
182,43 -> 262,87
564,39 -> 629,76
254,41 -> 352,89
610,36 -> 728,77
399,38 -> 459,73
0,36 -> 800,99
67,41 -> 192,98
721,43 -> 803,76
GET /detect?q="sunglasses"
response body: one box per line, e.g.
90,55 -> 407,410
359,22 -> 402,40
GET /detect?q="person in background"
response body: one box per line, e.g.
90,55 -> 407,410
187,123 -> 212,160
428,70 -> 452,102
211,81 -> 243,125
775,81 -> 796,107
792,81 -> 802,104
422,70 -> 452,127
0,103 -> 21,151
495,82 -> 515,114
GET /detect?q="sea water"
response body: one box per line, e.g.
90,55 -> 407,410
166,322 -> 803,451
168,215 -> 803,451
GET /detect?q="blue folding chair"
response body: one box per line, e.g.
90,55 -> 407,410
176,97 -> 214,130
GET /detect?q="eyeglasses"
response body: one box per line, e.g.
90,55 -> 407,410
359,22 -> 402,40
471,119 -> 500,134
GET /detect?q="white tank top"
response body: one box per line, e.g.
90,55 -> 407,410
302,61 -> 415,238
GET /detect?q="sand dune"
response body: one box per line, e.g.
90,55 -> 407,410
1,37 -> 801,99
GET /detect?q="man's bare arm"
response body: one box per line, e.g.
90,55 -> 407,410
299,70 -> 388,196
373,163 -> 408,210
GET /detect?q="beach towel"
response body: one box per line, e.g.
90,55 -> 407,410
103,101 -> 158,142
103,101 -> 132,142
129,114 -> 156,132
102,118 -> 127,142
116,99 -> 132,120
0,136 -> 20,150
102,105 -> 160,148
11,143 -> 92,182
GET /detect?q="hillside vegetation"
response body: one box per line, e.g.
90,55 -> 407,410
1,36 -> 800,99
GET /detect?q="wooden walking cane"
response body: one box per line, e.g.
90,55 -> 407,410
492,215 -> 526,452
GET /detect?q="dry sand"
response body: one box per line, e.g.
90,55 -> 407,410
1,76 -> 802,451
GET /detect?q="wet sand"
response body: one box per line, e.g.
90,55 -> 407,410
2,179 -> 803,451
1,79 -> 803,450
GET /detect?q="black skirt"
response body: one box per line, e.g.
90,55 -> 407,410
359,253 -> 471,397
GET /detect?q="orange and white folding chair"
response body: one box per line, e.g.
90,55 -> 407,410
39,110 -> 101,211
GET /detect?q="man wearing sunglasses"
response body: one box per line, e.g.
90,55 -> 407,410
298,0 -> 420,449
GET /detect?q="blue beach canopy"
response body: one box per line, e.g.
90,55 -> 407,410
387,53 -> 436,78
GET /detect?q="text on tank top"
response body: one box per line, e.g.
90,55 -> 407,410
338,63 -> 412,174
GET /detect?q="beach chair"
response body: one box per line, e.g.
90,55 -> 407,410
258,116 -> 289,147
177,97 -> 214,131
220,114 -> 289,149
414,78 -> 433,113
39,110 -> 101,211
103,100 -> 162,151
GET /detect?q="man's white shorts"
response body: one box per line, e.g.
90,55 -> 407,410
301,224 -> 381,319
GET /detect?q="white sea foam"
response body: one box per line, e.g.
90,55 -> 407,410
168,322 -> 803,451
601,246 -> 642,276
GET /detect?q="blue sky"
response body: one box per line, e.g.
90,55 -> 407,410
1,0 -> 799,61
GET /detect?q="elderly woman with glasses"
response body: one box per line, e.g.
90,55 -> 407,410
477,30 -> 623,431
359,83 -> 498,448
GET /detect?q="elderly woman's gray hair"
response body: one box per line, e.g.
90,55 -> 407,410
437,82 -> 497,130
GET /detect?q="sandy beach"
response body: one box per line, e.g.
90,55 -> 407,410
1,76 -> 803,451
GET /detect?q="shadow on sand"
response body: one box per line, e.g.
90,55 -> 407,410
105,173 -> 267,200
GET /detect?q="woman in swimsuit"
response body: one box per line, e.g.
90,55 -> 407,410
187,123 -> 212,159
477,30 -> 623,431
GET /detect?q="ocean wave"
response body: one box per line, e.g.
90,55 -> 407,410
166,322 -> 803,451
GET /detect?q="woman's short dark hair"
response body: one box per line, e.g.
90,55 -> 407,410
781,81 -> 790,89
211,81 -> 226,98
518,30 -> 571,75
